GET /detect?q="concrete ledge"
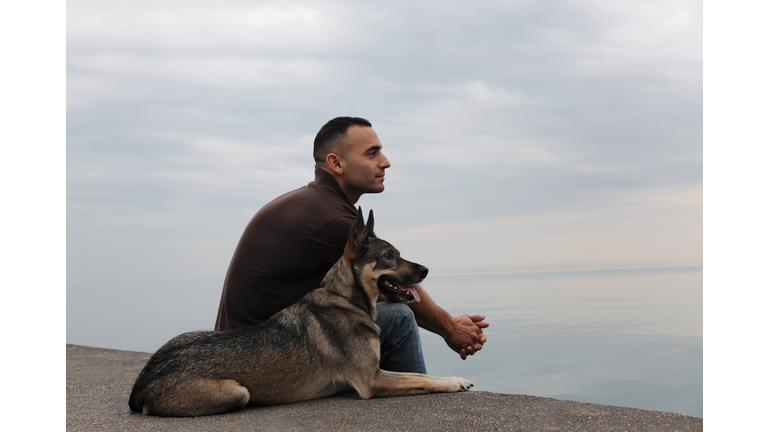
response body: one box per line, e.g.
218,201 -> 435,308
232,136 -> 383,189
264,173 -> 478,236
66,344 -> 702,431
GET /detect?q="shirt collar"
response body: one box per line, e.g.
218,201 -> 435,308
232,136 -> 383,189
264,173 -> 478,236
313,168 -> 356,209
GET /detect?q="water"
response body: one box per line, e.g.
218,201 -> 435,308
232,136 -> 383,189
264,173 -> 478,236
418,266 -> 702,417
66,266 -> 702,417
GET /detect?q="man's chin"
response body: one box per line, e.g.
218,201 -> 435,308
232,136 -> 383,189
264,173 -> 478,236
367,181 -> 386,194
352,183 -> 385,196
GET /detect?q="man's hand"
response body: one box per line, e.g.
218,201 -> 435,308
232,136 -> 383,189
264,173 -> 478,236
444,314 -> 489,360
405,284 -> 489,360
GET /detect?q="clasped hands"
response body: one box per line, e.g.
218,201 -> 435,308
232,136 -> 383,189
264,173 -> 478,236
445,314 -> 489,360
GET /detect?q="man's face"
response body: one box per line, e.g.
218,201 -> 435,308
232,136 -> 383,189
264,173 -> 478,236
341,126 -> 391,198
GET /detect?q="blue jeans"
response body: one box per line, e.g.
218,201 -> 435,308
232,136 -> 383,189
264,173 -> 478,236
375,302 -> 427,374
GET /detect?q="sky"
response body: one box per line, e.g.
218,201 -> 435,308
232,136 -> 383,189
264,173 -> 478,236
66,0 -> 703,291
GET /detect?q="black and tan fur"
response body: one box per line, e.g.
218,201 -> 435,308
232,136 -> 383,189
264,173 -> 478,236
128,208 -> 472,417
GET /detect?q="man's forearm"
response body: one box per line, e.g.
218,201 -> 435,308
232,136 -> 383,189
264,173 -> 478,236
406,284 -> 489,359
407,284 -> 454,337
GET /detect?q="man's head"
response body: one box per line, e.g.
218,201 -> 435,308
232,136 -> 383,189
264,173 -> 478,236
313,117 -> 372,164
313,117 -> 391,204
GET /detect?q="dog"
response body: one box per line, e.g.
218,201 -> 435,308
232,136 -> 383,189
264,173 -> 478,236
128,208 -> 472,417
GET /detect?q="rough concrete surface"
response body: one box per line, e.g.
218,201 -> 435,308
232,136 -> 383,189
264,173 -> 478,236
67,344 -> 702,431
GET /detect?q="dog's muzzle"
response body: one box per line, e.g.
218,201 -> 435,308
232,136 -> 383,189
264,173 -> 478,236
378,265 -> 428,303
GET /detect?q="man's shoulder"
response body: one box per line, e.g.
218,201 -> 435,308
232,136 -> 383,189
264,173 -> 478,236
266,181 -> 350,214
253,179 -> 354,231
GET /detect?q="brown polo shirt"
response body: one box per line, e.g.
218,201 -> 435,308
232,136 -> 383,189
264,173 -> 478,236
214,169 -> 357,330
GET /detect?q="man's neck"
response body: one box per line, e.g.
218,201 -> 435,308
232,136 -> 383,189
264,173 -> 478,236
316,166 -> 360,204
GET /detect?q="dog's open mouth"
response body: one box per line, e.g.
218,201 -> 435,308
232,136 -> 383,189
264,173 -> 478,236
379,278 -> 421,303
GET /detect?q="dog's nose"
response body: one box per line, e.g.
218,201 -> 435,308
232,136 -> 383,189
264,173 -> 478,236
418,265 -> 429,278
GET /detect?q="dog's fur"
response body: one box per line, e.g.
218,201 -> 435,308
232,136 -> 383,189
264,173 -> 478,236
128,208 -> 472,417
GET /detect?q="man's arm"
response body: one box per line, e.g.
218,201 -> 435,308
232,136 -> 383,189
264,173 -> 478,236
406,284 -> 489,360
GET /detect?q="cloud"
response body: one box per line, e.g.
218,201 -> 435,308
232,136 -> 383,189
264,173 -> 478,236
66,0 -> 702,285
379,184 -> 702,273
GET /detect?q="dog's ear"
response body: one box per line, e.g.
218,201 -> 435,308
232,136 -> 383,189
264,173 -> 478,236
346,207 -> 368,257
365,209 -> 375,239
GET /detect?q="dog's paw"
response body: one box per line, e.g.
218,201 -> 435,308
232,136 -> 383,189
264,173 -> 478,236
451,377 -> 474,392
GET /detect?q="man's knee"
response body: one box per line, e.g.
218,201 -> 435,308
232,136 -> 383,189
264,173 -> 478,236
375,301 -> 426,374
376,302 -> 420,343
376,302 -> 417,327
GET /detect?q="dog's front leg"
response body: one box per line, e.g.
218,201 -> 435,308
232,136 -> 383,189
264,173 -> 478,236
353,370 -> 473,399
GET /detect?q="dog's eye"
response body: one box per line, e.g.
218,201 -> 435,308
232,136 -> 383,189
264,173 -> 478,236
384,252 -> 394,260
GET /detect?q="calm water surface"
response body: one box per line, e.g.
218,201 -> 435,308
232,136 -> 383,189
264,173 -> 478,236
67,266 -> 702,417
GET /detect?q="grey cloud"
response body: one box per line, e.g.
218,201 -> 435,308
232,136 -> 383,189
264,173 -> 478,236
67,0 -> 701,284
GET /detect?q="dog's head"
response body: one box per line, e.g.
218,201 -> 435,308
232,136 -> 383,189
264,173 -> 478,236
346,207 -> 428,304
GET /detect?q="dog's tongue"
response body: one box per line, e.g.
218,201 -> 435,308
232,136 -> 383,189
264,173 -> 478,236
404,286 -> 421,302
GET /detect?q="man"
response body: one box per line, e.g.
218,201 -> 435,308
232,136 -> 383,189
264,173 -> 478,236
215,117 -> 488,373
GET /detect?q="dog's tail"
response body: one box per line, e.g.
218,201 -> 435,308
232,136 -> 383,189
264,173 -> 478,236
128,376 -> 147,413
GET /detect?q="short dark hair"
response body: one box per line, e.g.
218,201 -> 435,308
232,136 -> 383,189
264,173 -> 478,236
313,117 -> 372,163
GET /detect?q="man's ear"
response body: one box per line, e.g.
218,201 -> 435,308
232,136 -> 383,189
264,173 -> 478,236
325,153 -> 344,175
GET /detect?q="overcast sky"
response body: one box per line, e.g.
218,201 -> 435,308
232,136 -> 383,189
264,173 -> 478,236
65,0 -> 703,291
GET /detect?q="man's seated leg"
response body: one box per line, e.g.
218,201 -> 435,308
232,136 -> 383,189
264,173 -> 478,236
375,301 -> 427,374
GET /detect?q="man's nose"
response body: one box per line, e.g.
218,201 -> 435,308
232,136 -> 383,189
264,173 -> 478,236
380,153 -> 391,169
